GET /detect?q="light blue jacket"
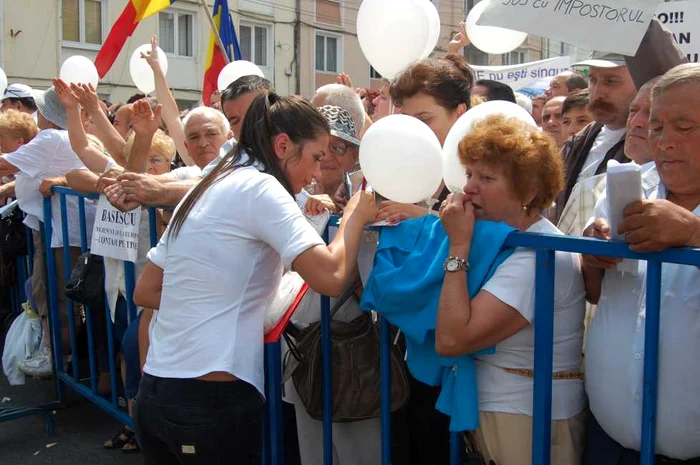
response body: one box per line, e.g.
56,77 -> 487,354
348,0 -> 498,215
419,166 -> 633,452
360,215 -> 515,431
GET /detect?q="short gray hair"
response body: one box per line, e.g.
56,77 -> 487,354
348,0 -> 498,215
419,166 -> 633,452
652,63 -> 700,99
182,106 -> 230,136
311,84 -> 365,137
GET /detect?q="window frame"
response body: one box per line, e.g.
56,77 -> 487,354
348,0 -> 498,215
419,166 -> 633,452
158,9 -> 197,59
239,20 -> 273,69
60,0 -> 107,50
314,30 -> 343,74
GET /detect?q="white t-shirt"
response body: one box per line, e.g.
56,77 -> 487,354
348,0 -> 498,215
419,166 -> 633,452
576,126 -> 626,183
143,164 -> 325,395
474,218 -> 586,420
162,165 -> 202,181
2,129 -> 96,248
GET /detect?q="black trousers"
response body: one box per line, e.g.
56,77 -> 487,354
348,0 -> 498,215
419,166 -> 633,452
584,414 -> 700,465
135,374 -> 265,465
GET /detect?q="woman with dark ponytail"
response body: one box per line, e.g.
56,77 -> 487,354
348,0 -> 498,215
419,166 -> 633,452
132,92 -> 378,465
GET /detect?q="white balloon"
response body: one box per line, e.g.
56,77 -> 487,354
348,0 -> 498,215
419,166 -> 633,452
357,0 -> 430,79
466,0 -> 527,55
442,101 -> 536,192
60,56 -> 99,89
129,44 -> 169,95
360,114 -> 443,204
217,61 -> 265,91
0,67 -> 7,96
420,0 -> 441,59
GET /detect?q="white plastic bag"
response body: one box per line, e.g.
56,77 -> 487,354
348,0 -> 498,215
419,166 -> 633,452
2,311 -> 42,385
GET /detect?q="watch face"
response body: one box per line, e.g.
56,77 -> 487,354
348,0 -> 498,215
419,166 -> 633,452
446,259 -> 459,271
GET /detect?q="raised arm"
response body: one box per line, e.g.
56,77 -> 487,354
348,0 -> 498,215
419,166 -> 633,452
72,83 -> 127,166
142,35 -> 191,165
127,99 -> 162,173
53,78 -> 112,173
447,21 -> 470,58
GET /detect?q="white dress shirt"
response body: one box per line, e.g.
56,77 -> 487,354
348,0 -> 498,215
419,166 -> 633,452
585,166 -> 700,459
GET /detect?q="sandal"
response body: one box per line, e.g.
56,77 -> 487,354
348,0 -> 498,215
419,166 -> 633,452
104,426 -> 134,449
121,434 -> 141,453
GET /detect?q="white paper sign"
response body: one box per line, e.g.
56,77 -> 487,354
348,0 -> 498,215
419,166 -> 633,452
470,56 -> 573,90
90,195 -> 141,262
478,0 -> 663,56
655,1 -> 699,63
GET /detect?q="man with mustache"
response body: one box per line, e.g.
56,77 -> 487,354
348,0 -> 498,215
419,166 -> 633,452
551,52 -> 637,222
557,78 -> 658,236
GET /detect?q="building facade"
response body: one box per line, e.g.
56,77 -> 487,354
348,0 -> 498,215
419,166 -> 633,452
0,0 -> 586,106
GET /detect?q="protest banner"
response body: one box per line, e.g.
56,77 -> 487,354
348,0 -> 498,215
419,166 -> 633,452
470,56 -> 573,91
655,1 -> 699,63
90,195 -> 141,262
478,0 -> 662,56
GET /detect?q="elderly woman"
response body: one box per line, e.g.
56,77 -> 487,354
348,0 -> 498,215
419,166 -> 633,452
437,115 -> 586,465
0,110 -> 40,204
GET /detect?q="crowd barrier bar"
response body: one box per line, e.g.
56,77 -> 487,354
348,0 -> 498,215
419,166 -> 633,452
42,187 -> 158,429
40,189 -> 700,465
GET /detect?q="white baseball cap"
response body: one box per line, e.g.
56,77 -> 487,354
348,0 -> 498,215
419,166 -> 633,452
2,83 -> 34,100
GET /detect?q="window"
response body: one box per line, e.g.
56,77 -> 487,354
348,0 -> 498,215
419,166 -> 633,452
315,32 -> 341,73
240,22 -> 270,68
159,11 -> 195,57
370,66 -> 382,80
464,45 -> 489,66
62,0 -> 104,45
502,50 -> 525,65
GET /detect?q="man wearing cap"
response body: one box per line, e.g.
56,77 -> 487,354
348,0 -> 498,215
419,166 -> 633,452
1,83 -> 38,115
0,86 -> 95,377
550,52 -> 637,223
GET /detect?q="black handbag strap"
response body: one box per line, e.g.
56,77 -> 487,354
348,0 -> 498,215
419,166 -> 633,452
284,279 -> 363,361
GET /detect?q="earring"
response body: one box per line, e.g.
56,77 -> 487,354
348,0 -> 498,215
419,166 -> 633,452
522,205 -> 528,211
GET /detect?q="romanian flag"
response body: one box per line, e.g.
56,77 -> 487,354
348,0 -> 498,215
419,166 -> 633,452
202,0 -> 242,106
95,0 -> 176,78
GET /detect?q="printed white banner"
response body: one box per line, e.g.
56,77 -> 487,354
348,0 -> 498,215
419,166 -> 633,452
470,56 -> 573,90
655,1 -> 699,63
478,0 -> 662,56
90,196 -> 141,262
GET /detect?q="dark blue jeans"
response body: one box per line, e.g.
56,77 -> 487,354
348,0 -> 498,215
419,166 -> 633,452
134,374 -> 265,465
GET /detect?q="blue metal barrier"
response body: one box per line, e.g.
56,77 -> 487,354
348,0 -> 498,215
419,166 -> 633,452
41,187 -> 158,429
37,189 -> 700,465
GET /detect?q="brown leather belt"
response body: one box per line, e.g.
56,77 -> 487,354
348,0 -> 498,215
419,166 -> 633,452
501,367 -> 583,380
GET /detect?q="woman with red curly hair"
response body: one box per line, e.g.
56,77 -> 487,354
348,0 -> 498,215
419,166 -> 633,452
437,115 -> 586,465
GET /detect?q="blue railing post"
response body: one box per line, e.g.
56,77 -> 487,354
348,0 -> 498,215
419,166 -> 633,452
379,314 -> 392,465
42,197 -> 64,400
532,249 -> 556,465
640,260 -> 662,465
58,194 -> 80,380
321,226 -> 333,465
78,197 -> 98,393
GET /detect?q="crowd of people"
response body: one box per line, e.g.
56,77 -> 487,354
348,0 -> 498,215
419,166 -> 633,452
0,18 -> 699,465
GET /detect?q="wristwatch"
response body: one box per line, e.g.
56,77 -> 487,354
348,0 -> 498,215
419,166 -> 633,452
444,256 -> 470,273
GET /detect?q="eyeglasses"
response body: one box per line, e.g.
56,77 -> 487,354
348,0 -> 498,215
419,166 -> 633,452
329,141 -> 349,156
149,157 -> 167,166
